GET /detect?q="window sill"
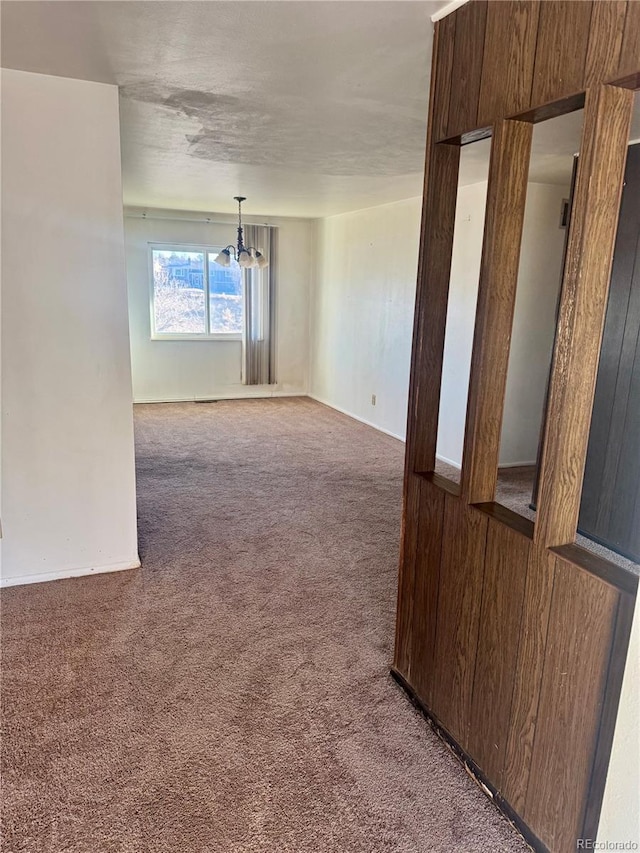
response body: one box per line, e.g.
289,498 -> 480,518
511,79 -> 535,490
150,334 -> 242,342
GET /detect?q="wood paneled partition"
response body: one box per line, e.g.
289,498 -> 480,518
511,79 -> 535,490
393,3 -> 640,852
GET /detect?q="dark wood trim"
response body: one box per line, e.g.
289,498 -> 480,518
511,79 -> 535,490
552,543 -> 638,596
418,470 -> 461,498
473,501 -> 535,541
609,70 -> 640,90
440,125 -> 493,146
390,668 -> 549,853
460,126 -> 493,145
512,91 -> 586,124
579,531 -> 640,575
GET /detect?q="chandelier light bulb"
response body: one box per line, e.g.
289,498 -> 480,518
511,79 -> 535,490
214,248 -> 232,267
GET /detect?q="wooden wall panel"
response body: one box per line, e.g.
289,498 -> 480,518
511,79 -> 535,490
403,14 -> 450,474
430,498 -> 488,747
531,2 -> 593,106
394,474 -> 421,677
409,479 -> 445,703
410,142 -> 460,474
461,119 -> 532,504
395,4 -> 640,850
585,1 -> 627,87
477,1 -> 540,127
524,560 -> 618,851
433,12 -> 457,142
536,84 -> 634,550
501,548 -> 556,812
467,520 -> 530,787
445,0 -> 488,139
617,1 -> 640,81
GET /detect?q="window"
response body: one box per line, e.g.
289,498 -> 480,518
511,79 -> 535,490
150,246 -> 244,339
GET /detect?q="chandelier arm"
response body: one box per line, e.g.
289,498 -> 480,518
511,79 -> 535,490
214,198 -> 266,267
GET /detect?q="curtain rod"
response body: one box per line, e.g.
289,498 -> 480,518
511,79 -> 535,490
124,208 -> 276,227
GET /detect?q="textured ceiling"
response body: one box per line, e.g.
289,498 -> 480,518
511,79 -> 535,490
1,1 -> 448,218
2,3 -> 638,218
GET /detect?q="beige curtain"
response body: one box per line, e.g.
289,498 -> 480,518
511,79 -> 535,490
242,225 -> 276,385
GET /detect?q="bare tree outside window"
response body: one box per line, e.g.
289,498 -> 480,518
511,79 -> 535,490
151,247 -> 243,337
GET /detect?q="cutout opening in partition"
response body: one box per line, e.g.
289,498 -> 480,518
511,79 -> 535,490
576,91 -> 640,572
495,108 -> 585,521
434,136 -> 491,485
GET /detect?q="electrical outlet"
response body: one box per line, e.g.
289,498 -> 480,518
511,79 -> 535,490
371,394 -> 376,406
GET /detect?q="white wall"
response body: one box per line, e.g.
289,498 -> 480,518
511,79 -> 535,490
439,180 -> 568,468
309,183 -> 567,460
125,212 -> 312,402
437,181 -> 487,466
310,197 -> 422,439
597,598 -> 640,845
501,183 -> 568,466
1,69 -> 139,586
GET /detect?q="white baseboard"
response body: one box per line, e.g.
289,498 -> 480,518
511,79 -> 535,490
0,558 -> 141,588
302,402 -> 537,469
134,390 -> 307,404
433,456 -> 536,470
308,394 -> 405,442
436,454 -> 462,469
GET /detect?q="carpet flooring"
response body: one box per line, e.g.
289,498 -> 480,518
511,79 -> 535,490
1,398 -> 530,852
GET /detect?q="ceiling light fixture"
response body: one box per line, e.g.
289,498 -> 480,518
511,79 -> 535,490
213,196 -> 269,269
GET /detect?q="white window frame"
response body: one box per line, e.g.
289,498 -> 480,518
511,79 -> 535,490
149,242 -> 243,341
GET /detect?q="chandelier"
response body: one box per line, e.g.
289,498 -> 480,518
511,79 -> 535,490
213,196 -> 269,269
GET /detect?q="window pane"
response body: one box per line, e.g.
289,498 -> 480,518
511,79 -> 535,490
152,250 -> 205,334
208,254 -> 243,334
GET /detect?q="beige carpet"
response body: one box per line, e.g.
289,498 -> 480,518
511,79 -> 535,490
1,398 -> 529,852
